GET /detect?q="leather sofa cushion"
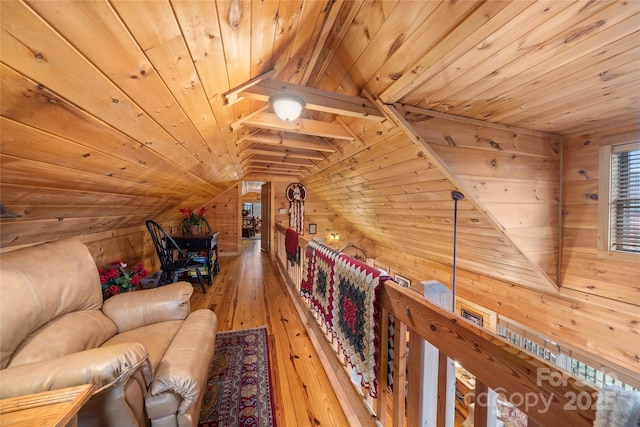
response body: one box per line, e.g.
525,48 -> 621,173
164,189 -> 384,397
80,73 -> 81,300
0,239 -> 103,369
8,310 -> 118,368
102,320 -> 183,370
102,282 -> 192,333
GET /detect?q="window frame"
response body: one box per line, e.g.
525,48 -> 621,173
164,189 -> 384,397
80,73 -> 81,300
597,139 -> 640,262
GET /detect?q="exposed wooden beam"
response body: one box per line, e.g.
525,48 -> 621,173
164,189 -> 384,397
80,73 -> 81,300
247,168 -> 300,176
236,129 -> 263,146
335,116 -> 365,148
246,156 -> 314,167
238,79 -> 385,121
240,146 -> 325,161
223,69 -> 276,105
305,1 -> 365,88
247,163 -> 307,172
247,164 -> 307,171
240,112 -> 355,140
229,105 -> 269,132
243,132 -> 337,153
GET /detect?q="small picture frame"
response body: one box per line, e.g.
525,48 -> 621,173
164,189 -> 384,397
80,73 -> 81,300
394,273 -> 410,288
308,223 -> 317,234
461,308 -> 484,327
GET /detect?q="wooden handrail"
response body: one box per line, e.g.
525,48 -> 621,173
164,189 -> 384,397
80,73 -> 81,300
380,283 -> 595,426
273,224 -> 596,426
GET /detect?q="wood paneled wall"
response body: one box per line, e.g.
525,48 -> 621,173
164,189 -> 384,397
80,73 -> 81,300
272,180 -> 373,256
374,245 -> 638,376
206,183 -> 241,256
561,125 -> 639,304
402,106 -> 562,284
362,122 -> 639,377
0,225 -> 151,271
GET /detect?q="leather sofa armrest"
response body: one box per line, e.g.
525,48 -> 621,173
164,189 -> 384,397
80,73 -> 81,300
0,342 -> 152,399
102,282 -> 193,332
146,309 -> 218,418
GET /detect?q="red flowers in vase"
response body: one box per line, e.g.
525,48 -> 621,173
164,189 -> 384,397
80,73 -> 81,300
98,261 -> 149,299
179,207 -> 210,235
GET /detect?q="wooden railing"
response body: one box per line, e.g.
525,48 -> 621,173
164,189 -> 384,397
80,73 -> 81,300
273,224 -> 596,427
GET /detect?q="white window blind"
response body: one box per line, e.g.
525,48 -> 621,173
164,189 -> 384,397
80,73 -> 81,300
610,143 -> 640,254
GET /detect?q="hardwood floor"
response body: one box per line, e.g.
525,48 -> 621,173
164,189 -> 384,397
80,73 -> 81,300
189,238 -> 350,426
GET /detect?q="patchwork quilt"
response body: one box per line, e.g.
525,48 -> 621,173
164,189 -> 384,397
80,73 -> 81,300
300,240 -> 340,327
300,240 -> 390,398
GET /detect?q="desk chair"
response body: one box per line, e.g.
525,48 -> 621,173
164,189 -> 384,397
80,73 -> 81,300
146,219 -> 207,294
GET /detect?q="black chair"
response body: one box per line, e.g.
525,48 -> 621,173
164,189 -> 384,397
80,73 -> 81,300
146,219 -> 207,294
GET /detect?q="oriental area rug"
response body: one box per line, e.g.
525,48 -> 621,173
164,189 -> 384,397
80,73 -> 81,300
198,326 -> 276,427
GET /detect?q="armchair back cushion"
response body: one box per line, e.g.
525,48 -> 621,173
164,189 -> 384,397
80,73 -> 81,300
0,239 -> 105,368
9,310 -> 117,367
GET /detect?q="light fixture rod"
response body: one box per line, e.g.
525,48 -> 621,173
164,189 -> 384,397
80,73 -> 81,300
451,191 -> 464,312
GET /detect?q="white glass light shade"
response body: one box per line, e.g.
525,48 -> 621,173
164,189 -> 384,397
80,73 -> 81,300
270,93 -> 305,121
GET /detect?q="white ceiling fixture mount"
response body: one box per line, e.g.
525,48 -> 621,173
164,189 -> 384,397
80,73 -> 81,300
269,93 -> 305,121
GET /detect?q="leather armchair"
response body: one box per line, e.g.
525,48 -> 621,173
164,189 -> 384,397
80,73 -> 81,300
0,239 -> 217,427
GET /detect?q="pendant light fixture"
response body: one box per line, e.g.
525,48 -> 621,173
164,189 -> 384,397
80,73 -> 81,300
269,93 -> 305,121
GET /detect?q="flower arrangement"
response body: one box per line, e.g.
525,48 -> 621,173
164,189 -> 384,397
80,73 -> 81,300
180,207 -> 210,235
98,261 -> 149,300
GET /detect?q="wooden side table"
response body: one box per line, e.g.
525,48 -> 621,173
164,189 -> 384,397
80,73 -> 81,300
0,383 -> 96,426
171,232 -> 220,284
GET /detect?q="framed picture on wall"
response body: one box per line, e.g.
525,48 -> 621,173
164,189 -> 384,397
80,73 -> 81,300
308,223 -> 317,234
394,274 -> 410,288
461,308 -> 484,327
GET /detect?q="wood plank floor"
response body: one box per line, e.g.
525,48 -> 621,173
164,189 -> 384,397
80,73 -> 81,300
190,238 -> 350,426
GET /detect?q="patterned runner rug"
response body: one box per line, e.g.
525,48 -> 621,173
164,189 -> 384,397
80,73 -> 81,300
198,326 -> 276,427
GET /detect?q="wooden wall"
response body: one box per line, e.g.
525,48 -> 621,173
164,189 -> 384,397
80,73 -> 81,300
561,125 -> 639,304
206,183 -> 241,256
0,225 -> 152,273
401,106 -> 562,286
559,124 -> 639,371
272,180 -> 373,255
360,122 -> 639,378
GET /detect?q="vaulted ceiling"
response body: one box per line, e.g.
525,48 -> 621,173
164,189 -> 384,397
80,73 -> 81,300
1,0 -> 639,292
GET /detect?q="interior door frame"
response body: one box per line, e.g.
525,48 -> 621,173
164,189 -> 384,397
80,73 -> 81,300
260,182 -> 271,253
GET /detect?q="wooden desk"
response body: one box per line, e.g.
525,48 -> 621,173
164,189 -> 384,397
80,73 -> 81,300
172,232 -> 220,284
0,384 -> 96,426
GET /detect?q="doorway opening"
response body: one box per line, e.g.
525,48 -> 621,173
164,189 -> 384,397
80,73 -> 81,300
242,181 -> 264,240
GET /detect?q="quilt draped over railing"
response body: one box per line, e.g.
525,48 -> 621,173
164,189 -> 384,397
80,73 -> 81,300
301,240 -> 390,398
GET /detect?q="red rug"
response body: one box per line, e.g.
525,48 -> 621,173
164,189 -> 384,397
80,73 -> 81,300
198,326 -> 276,427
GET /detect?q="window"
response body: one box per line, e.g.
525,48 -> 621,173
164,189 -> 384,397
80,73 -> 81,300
498,318 -> 638,391
598,141 -> 640,259
610,144 -> 640,253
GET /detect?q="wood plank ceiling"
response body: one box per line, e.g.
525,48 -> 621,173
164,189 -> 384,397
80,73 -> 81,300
1,0 -> 639,291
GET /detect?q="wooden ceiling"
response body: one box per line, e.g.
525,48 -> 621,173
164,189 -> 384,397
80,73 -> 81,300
225,76 -> 385,175
1,1 -> 639,291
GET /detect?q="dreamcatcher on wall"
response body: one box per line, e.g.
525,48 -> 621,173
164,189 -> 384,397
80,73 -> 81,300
286,182 -> 307,234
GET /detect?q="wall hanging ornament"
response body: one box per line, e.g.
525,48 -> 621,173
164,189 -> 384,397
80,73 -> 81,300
286,182 -> 307,234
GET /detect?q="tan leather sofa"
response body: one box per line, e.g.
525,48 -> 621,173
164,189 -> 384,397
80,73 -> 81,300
0,238 -> 218,427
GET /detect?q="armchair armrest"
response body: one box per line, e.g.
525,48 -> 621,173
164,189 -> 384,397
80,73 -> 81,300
146,309 -> 217,417
102,282 -> 193,333
0,343 -> 152,399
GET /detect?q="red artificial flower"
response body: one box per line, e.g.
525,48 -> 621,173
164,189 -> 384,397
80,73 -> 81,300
98,261 -> 149,300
